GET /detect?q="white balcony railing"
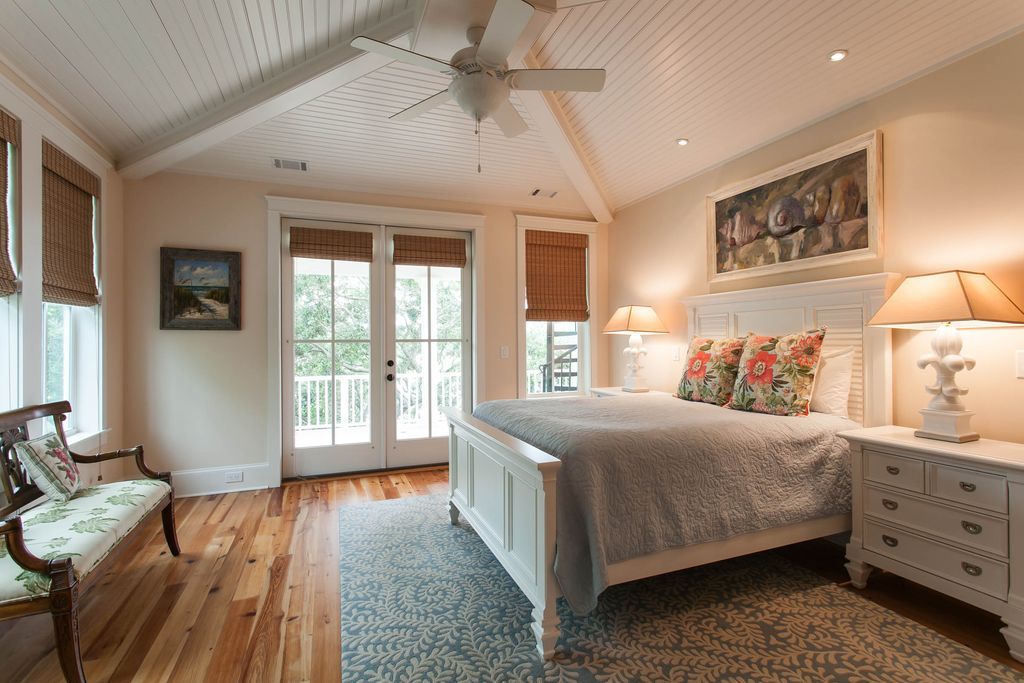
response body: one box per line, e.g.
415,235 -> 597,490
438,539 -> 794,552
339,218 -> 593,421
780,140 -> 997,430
294,372 -> 462,430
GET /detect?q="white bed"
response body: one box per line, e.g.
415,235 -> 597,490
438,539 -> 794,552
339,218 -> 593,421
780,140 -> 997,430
445,273 -> 898,658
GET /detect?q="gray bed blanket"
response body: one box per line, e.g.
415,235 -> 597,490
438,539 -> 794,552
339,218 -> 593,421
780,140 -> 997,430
473,394 -> 857,614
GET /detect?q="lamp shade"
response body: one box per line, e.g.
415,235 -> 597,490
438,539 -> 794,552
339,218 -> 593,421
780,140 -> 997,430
868,270 -> 1024,330
603,305 -> 669,335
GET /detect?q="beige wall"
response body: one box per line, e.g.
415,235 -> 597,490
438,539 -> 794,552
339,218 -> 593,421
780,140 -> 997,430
608,33 -> 1024,442
123,172 -> 607,476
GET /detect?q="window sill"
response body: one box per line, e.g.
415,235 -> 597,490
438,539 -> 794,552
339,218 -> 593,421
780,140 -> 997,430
66,428 -> 110,453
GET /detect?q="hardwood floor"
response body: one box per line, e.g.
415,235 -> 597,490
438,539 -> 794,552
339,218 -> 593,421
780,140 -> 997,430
2,466 -> 1020,681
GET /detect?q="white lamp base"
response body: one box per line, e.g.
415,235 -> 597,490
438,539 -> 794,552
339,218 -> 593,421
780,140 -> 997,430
622,375 -> 649,393
915,408 -> 980,443
621,332 -> 650,392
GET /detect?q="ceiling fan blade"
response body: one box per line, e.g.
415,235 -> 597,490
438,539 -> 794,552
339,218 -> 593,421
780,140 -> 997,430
507,68 -> 606,92
476,0 -> 534,67
491,100 -> 529,138
390,89 -> 451,122
350,36 -> 452,73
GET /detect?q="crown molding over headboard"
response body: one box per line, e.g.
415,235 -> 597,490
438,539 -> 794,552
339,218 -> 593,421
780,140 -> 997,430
682,273 -> 901,427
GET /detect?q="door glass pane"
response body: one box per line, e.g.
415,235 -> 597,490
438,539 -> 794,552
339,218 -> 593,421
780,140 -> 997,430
395,341 -> 428,440
294,342 -> 332,447
431,267 -> 462,339
335,342 -> 371,444
334,259 -> 370,340
526,321 -> 580,394
294,258 -> 331,340
395,265 -> 428,339
432,341 -> 461,437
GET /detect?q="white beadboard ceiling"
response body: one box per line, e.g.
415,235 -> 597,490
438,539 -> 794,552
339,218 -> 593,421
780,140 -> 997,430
174,62 -> 588,212
0,0 -> 1022,216
532,0 -> 1024,209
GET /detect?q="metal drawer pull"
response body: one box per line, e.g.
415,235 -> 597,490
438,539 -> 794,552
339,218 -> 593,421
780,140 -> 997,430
886,465 -> 900,475
959,481 -> 976,492
962,521 -> 982,535
882,499 -> 899,510
962,562 -> 983,577
882,534 -> 898,547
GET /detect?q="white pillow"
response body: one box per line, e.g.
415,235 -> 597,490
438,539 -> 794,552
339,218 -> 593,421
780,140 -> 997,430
810,347 -> 854,417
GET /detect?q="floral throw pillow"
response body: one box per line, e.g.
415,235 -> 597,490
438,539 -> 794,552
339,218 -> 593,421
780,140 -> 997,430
728,328 -> 827,416
14,434 -> 80,502
677,336 -> 747,405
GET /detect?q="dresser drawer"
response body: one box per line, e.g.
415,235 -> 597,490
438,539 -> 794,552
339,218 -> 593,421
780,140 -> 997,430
864,450 -> 924,493
864,486 -> 1008,557
929,463 -> 1007,514
863,520 -> 1008,600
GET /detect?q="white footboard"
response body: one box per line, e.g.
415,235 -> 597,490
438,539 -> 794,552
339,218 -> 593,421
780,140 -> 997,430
445,409 -> 562,658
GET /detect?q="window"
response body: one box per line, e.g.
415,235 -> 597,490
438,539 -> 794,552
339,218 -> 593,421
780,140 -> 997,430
39,142 -> 101,436
516,218 -> 598,397
0,113 -> 19,413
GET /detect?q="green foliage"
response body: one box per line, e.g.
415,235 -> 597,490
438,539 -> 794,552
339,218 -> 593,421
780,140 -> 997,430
172,286 -> 201,315
43,304 -> 67,402
204,287 -> 230,304
106,492 -> 146,507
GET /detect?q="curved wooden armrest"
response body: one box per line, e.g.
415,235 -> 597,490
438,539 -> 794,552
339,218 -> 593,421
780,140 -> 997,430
0,515 -> 69,574
70,444 -> 170,483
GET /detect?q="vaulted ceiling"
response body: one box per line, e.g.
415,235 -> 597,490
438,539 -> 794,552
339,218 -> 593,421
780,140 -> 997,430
0,0 -> 1022,218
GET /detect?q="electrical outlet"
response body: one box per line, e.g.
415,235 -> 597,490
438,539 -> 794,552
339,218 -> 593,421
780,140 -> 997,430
500,345 -> 510,359
224,470 -> 244,484
1016,350 -> 1024,379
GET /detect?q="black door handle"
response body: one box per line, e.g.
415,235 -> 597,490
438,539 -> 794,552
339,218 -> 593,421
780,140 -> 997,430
386,373 -> 394,382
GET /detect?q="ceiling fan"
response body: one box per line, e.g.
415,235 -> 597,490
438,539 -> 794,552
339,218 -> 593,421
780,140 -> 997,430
349,0 -> 606,138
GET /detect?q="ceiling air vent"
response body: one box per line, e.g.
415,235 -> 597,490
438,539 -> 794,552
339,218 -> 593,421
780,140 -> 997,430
273,158 -> 308,171
530,188 -> 558,199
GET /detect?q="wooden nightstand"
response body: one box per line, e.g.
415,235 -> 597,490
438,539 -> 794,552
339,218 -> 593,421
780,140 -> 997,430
841,425 -> 1024,662
589,387 -> 672,398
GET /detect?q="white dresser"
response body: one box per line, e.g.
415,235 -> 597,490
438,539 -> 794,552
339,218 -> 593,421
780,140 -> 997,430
842,426 -> 1024,662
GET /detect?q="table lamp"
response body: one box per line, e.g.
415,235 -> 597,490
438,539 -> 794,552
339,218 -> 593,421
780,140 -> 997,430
868,270 -> 1024,442
603,305 -> 668,392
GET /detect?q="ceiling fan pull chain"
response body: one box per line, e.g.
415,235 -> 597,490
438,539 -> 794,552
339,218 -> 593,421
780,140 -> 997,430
476,117 -> 482,173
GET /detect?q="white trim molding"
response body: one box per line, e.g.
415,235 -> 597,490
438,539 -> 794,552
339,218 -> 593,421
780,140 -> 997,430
171,462 -> 275,498
265,195 -> 489,488
514,213 -> 602,399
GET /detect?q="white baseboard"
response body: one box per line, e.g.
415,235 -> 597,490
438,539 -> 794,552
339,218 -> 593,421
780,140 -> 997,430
170,462 -> 277,497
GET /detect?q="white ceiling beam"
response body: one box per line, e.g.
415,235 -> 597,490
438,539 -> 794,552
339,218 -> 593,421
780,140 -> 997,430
512,52 -> 613,223
117,9 -> 418,179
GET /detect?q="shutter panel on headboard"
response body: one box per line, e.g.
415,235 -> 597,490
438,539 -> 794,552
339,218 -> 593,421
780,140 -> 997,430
815,306 -> 867,425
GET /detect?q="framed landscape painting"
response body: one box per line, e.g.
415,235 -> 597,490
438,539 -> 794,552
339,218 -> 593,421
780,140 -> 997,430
160,247 -> 241,330
707,130 -> 882,283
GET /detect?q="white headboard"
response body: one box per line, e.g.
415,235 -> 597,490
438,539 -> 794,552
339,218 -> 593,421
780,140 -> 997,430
682,273 -> 899,426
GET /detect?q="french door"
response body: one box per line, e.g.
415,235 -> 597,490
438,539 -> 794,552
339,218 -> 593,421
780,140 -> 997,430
282,219 -> 472,477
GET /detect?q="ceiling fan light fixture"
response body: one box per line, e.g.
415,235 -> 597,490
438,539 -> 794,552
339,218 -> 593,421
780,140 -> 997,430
449,72 -> 510,121
828,49 -> 848,62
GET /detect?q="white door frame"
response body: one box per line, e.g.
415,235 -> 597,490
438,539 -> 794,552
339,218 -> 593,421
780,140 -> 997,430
385,225 -> 473,468
265,196 -> 487,485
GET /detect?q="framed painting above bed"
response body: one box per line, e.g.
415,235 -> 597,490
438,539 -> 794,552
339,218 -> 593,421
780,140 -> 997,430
708,130 -> 882,283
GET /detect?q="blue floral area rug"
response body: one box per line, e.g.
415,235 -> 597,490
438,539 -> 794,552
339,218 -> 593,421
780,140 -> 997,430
340,494 -> 1019,682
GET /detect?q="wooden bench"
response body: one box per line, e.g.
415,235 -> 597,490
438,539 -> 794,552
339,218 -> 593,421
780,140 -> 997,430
0,401 -> 180,683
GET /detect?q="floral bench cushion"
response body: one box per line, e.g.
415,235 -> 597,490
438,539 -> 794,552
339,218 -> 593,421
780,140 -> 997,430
0,478 -> 170,605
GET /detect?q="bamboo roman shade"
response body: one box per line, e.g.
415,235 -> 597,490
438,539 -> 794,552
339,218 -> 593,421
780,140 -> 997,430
42,141 -> 100,307
0,109 -> 19,297
289,226 -> 373,262
524,229 -> 589,322
392,234 -> 467,268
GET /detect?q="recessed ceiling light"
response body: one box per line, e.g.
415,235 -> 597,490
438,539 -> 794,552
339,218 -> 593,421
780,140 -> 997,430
676,138 -> 689,146
829,49 -> 848,62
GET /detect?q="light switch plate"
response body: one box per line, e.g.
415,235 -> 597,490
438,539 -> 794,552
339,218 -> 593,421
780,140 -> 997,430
500,345 -> 510,359
672,345 -> 681,362
1016,350 -> 1024,379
